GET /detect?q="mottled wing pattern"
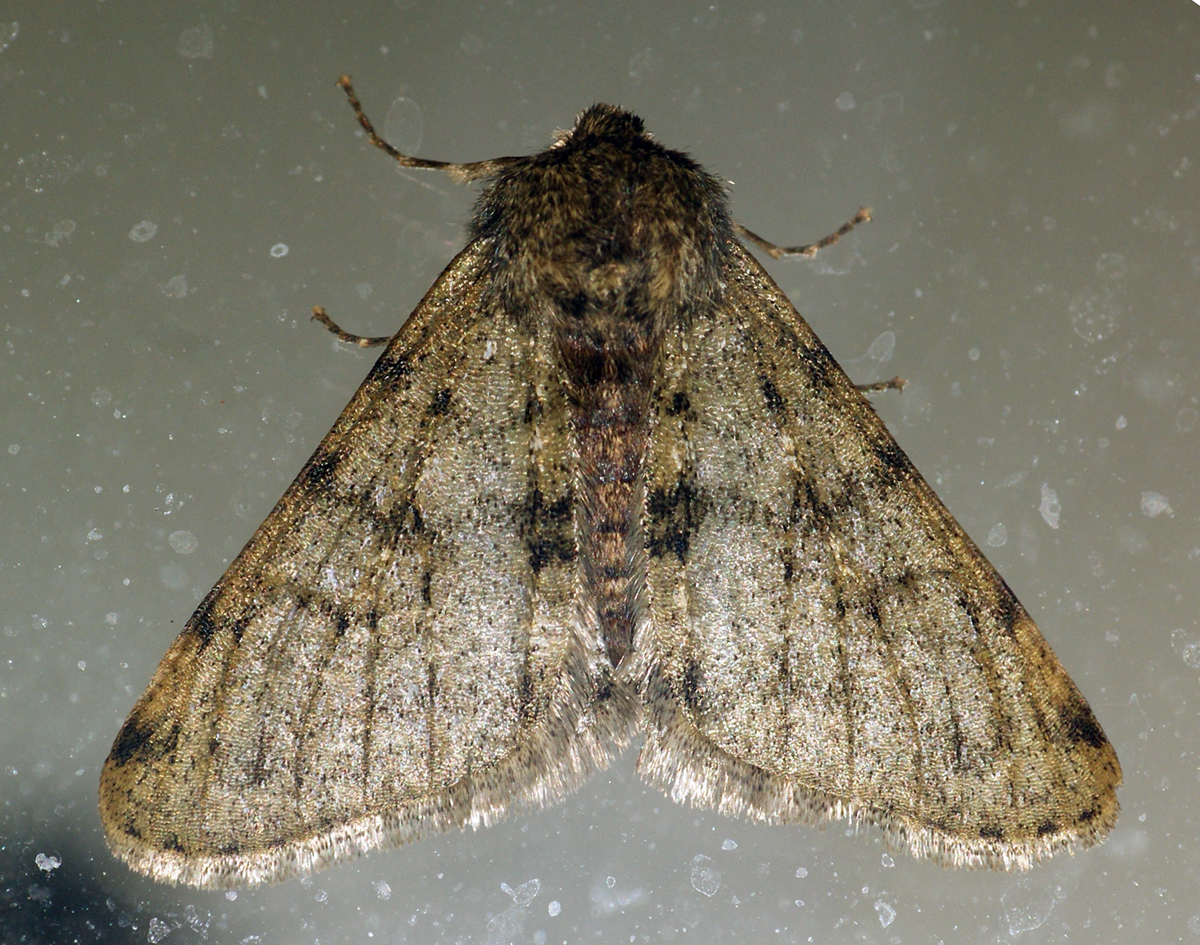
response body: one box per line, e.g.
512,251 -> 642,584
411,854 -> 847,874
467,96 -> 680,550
99,243 -> 634,888
634,241 -> 1121,868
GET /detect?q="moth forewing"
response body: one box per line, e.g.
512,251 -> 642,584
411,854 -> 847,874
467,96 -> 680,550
99,245 -> 635,888
634,243 -> 1120,868
100,80 -> 1119,887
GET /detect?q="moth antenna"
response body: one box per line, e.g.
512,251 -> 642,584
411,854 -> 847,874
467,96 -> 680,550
310,306 -> 393,348
734,207 -> 872,259
337,75 -> 522,184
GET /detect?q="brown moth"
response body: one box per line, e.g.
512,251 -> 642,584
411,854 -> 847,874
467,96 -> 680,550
99,78 -> 1121,888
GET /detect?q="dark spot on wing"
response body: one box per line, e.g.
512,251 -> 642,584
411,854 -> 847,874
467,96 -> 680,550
760,376 -> 785,415
984,583 -> 1022,637
421,570 -> 433,605
978,824 -> 1005,841
959,589 -> 1022,646
681,656 -> 705,713
188,602 -> 220,652
428,388 -> 452,416
667,391 -> 691,416
793,475 -> 839,533
949,715 -> 966,768
523,488 -> 576,573
646,477 -> 709,563
109,715 -> 179,766
863,597 -> 883,628
387,499 -> 430,539
1058,697 -> 1108,749
1037,820 -> 1059,837
868,438 -> 902,477
802,345 -> 837,393
381,354 -> 412,378
250,740 -> 269,786
298,447 -> 344,493
869,436 -> 910,483
107,714 -> 154,766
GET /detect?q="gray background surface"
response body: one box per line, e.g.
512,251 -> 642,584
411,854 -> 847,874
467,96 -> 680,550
2,2 -> 1197,942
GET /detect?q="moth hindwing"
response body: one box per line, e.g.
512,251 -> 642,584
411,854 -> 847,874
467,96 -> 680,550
99,80 -> 1121,888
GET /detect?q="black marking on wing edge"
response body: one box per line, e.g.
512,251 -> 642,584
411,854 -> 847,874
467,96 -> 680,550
108,716 -> 155,766
299,448 -> 344,493
189,604 -> 220,650
110,717 -> 180,766
1059,698 -> 1108,749
868,436 -> 909,480
804,346 -> 837,393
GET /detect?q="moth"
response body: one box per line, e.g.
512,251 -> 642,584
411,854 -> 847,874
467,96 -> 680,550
100,78 -> 1121,888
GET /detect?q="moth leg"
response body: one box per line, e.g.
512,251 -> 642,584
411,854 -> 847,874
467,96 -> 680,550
856,376 -> 907,394
310,306 -> 393,348
733,207 -> 871,260
336,76 -> 522,184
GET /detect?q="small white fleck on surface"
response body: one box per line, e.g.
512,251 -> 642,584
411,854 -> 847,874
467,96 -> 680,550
169,530 -> 199,554
128,220 -> 157,242
147,917 -> 172,943
689,854 -> 721,897
1039,484 -> 1061,529
1140,491 -> 1173,518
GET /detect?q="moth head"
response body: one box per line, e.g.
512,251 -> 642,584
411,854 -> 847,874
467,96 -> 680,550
552,104 -> 653,149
